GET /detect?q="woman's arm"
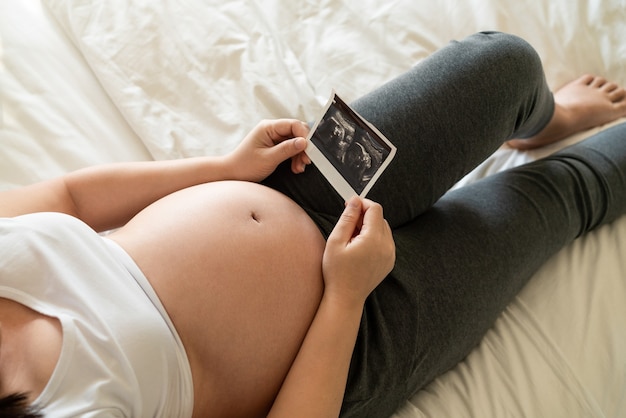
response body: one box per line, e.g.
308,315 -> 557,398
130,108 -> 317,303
0,157 -> 233,232
268,197 -> 396,418
0,119 -> 310,231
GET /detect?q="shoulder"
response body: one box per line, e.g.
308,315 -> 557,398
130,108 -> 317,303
0,213 -> 101,298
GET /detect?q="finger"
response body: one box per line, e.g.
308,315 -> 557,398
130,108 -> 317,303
294,120 -> 311,138
272,136 -> 307,164
290,152 -> 310,174
360,201 -> 395,268
360,198 -> 380,212
359,200 -> 384,228
328,196 -> 363,244
269,119 -> 310,142
360,201 -> 393,245
291,158 -> 302,174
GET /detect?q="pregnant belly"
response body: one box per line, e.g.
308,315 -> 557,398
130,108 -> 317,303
109,181 -> 327,417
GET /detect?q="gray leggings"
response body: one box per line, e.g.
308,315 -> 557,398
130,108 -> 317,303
263,32 -> 626,417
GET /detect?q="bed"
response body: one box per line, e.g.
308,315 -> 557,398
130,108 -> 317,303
2,0 -> 625,416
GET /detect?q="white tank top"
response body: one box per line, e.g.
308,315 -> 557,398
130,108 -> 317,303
0,213 -> 194,417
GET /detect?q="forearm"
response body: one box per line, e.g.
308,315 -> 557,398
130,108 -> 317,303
65,156 -> 236,230
268,294 -> 363,418
0,156 -> 235,231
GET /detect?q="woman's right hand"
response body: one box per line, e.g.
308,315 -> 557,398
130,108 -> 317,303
225,119 -> 312,182
322,196 -> 396,308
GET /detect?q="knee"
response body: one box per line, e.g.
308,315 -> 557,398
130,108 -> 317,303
446,31 -> 547,102
470,31 -> 544,81
486,31 -> 541,60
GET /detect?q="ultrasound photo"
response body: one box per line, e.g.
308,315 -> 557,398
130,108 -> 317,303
305,92 -> 396,200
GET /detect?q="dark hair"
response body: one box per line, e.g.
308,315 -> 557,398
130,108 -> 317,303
0,393 -> 43,418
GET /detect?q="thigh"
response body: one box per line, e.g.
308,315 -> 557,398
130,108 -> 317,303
341,122 -> 626,417
263,32 -> 554,228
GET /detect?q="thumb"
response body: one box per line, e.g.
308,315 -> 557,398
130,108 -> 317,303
329,196 -> 362,244
272,137 -> 307,162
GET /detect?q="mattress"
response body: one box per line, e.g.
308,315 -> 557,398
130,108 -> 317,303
1,0 -> 625,416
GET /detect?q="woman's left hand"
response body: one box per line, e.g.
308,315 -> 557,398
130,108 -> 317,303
226,119 -> 312,182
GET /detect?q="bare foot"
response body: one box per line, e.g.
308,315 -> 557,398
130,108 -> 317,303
507,74 -> 626,150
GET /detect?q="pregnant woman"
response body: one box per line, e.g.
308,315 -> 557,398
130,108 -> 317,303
1,32 -> 626,417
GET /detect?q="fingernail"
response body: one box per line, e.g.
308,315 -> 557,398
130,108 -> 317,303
294,137 -> 305,150
347,196 -> 360,208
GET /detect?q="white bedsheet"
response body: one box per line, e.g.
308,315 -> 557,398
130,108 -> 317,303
0,0 -> 151,189
2,0 -> 626,416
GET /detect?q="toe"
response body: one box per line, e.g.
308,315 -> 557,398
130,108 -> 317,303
602,82 -> 619,93
577,74 -> 595,85
590,76 -> 607,88
608,87 -> 626,104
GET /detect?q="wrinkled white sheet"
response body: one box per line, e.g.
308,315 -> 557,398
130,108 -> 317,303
45,0 -> 626,161
0,0 -> 151,189
2,0 -> 626,416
